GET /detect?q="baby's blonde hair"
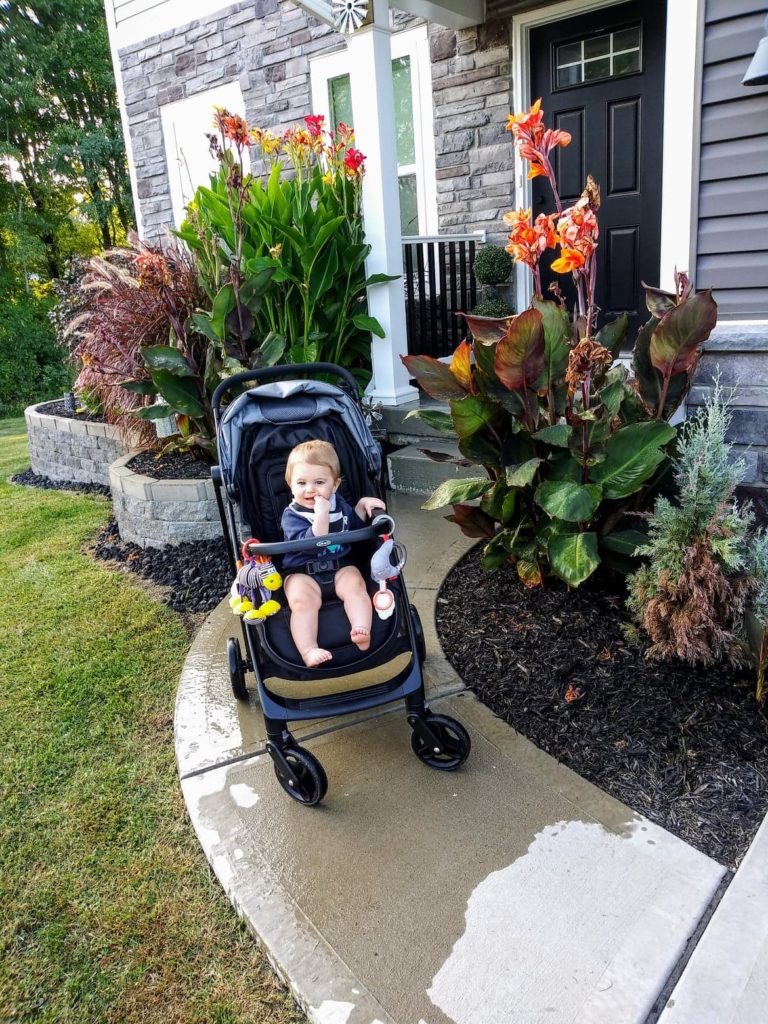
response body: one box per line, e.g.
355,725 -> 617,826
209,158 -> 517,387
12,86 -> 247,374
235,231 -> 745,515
285,440 -> 341,486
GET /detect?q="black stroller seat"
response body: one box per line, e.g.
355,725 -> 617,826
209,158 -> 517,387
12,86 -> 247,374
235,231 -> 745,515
211,364 -> 471,805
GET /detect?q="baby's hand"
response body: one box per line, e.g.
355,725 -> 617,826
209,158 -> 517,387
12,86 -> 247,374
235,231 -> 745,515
313,495 -> 330,516
356,496 -> 386,520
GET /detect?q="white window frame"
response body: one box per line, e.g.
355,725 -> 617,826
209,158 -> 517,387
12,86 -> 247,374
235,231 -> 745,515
309,24 -> 438,236
511,0 -> 702,311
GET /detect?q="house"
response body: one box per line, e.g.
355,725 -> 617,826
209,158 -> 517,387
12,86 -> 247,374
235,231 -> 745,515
104,0 -> 768,484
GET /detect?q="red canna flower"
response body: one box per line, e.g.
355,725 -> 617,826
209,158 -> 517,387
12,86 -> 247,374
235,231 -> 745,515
344,147 -> 366,177
304,114 -> 325,137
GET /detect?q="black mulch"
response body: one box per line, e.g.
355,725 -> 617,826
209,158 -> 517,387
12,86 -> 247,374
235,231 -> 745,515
436,547 -> 768,868
91,518 -> 231,614
129,449 -> 212,480
37,399 -> 102,422
10,467 -> 111,497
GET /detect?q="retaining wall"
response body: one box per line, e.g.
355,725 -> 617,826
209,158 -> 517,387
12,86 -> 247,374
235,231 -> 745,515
25,403 -> 128,486
109,454 -> 222,547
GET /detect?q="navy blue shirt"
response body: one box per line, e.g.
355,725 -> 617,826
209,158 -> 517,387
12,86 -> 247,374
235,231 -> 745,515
280,494 -> 365,571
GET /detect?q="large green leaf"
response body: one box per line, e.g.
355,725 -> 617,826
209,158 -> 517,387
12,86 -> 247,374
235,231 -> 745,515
404,409 -> 454,433
459,433 -> 501,468
596,312 -> 629,358
309,244 -> 339,304
210,283 -> 236,338
352,314 -> 386,339
401,355 -> 467,400
422,476 -> 490,510
548,532 -> 600,586
535,480 -> 602,522
650,290 -> 717,378
260,331 -> 286,366
532,297 -> 570,386
590,420 -> 676,499
642,282 -> 677,317
135,403 -> 180,421
240,267 -> 276,306
494,308 -> 545,392
533,423 -> 570,447
505,458 -> 542,488
147,370 -> 205,417
142,346 -> 194,377
120,380 -> 157,396
599,529 -> 648,556
449,395 -> 497,439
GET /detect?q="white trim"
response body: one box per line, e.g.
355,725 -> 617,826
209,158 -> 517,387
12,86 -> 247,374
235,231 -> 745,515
104,0 -> 144,236
309,24 -> 438,235
511,0 -> 702,309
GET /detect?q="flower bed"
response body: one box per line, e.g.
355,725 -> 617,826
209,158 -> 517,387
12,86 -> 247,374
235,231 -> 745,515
25,400 -> 127,486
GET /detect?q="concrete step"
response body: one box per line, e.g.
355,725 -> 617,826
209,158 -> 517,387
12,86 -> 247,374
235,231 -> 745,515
381,398 -> 456,444
387,439 -> 481,495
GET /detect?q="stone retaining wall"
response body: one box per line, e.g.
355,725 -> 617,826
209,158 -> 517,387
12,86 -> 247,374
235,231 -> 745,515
109,454 -> 222,547
690,324 -> 768,488
25,403 -> 128,486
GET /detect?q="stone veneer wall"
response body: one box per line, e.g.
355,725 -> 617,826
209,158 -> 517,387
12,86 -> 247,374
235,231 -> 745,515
109,454 -> 222,547
25,404 -> 128,486
119,0 -> 339,240
690,325 -> 768,488
427,18 -> 513,248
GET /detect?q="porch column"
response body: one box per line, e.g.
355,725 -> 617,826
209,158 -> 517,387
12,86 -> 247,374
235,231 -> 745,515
346,0 -> 417,406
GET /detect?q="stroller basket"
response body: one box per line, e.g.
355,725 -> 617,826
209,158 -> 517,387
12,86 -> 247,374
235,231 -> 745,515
211,363 -> 470,805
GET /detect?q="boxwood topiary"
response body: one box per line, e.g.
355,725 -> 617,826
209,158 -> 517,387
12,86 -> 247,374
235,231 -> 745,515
470,297 -> 515,318
473,245 -> 514,286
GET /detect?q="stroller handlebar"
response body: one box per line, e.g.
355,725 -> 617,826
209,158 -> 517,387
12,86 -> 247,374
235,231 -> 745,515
242,517 -> 392,559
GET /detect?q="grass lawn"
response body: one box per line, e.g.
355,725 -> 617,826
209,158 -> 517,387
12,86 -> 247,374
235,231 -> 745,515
0,418 -> 304,1024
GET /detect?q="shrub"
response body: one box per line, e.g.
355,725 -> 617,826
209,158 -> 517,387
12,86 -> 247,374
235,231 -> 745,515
473,245 -> 513,286
178,111 -> 390,389
626,384 -> 754,668
747,530 -> 768,703
402,99 -> 717,587
67,238 -> 208,452
470,297 -> 515,319
0,284 -> 71,416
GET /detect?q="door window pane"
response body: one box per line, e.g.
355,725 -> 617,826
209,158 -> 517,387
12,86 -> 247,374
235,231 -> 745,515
328,74 -> 353,130
392,56 -> 415,166
398,174 -> 418,235
555,24 -> 642,88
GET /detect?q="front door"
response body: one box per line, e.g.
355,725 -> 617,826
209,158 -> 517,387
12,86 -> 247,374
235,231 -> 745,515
530,0 -> 666,338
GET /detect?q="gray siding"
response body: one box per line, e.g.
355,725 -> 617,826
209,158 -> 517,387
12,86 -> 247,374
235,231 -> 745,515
697,0 -> 768,319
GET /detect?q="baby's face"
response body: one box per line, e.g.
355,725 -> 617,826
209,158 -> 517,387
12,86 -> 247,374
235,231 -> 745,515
289,461 -> 338,508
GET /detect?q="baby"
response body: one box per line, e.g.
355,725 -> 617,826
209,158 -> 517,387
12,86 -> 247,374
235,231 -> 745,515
281,440 -> 386,667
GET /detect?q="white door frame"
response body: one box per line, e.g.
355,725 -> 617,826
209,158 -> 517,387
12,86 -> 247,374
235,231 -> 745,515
511,0 -> 703,311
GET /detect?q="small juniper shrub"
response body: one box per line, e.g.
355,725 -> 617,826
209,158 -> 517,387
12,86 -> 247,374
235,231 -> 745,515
746,530 -> 768,703
627,382 -> 755,669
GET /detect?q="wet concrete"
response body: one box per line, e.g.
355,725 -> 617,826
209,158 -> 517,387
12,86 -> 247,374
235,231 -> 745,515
177,492 -> 727,1024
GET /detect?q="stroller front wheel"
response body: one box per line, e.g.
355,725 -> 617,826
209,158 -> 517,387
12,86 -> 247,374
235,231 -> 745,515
228,637 -> 249,701
409,713 -> 471,771
271,744 -> 328,806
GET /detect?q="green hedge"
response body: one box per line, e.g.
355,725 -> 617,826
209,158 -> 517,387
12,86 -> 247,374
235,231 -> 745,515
0,291 -> 72,417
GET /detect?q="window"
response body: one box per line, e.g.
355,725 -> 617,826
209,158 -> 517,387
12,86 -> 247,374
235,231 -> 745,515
555,25 -> 642,88
310,25 -> 437,237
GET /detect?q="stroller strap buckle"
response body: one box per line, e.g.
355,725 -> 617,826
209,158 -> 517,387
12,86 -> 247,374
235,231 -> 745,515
306,556 -> 340,576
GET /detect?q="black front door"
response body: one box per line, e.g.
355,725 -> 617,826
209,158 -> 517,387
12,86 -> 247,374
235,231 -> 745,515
530,0 -> 666,338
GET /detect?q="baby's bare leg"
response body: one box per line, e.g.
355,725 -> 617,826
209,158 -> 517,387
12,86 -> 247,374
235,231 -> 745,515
335,565 -> 372,651
284,574 -> 331,667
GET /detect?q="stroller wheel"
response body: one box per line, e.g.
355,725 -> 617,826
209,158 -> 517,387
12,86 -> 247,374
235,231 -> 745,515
228,637 -> 249,702
410,604 -> 427,665
410,713 -> 471,771
272,745 -> 328,806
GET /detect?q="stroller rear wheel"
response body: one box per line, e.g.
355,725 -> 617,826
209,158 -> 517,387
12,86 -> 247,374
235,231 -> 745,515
228,637 -> 249,702
409,713 -> 471,771
271,744 -> 328,806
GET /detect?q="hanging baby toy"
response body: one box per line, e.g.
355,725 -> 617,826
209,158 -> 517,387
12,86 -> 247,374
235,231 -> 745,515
370,515 -> 406,620
229,539 -> 282,621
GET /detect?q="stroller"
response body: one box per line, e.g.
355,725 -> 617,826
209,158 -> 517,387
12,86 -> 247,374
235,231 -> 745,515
211,363 -> 471,806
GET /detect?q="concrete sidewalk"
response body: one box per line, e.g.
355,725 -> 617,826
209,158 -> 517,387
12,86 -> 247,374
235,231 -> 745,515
175,492 -> 752,1024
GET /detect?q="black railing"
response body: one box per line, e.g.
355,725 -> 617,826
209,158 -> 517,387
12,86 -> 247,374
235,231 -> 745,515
402,233 -> 483,359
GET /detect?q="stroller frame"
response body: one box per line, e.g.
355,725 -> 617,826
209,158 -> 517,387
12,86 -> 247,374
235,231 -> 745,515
211,363 -> 470,805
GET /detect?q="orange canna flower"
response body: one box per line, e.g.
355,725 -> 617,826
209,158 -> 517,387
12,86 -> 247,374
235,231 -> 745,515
551,248 -> 586,274
503,208 -> 556,269
221,114 -> 251,147
506,98 -> 543,136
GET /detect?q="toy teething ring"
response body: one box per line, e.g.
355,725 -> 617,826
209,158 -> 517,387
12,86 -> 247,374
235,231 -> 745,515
241,538 -> 260,560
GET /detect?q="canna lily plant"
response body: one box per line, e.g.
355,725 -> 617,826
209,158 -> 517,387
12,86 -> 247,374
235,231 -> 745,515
403,99 -> 718,587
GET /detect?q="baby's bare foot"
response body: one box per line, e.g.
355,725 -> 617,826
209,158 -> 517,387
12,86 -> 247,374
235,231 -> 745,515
302,647 -> 332,667
350,627 -> 371,652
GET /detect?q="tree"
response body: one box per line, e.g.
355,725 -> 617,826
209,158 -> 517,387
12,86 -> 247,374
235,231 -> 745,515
0,0 -> 134,282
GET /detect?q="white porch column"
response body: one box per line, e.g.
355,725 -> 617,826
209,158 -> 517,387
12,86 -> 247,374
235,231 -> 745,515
347,0 -> 417,406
